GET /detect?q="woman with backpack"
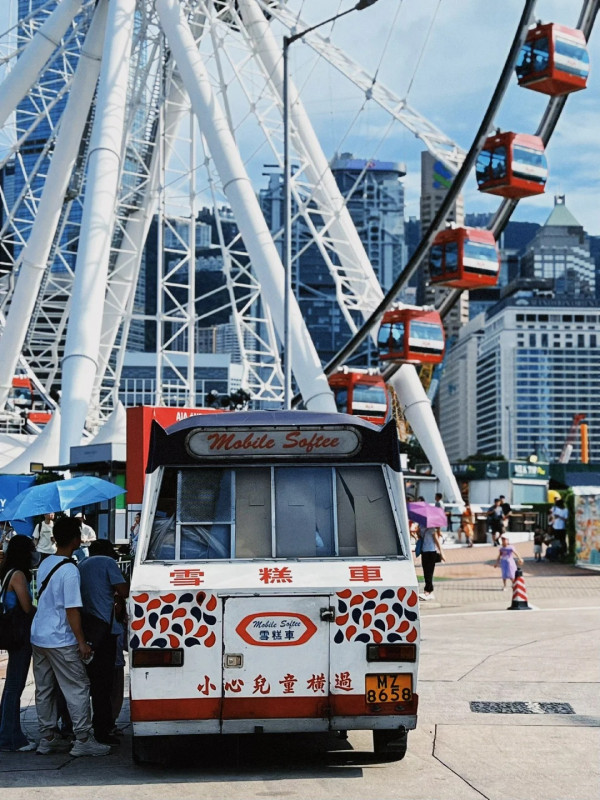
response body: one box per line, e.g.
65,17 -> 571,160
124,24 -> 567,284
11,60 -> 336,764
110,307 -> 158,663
0,535 -> 36,751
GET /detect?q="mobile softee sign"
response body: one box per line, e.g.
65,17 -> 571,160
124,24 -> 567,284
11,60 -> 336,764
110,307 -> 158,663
129,411 -> 419,763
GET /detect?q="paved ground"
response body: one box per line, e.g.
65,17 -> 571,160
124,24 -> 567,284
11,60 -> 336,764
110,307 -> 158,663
416,539 -> 600,611
1,543 -> 598,799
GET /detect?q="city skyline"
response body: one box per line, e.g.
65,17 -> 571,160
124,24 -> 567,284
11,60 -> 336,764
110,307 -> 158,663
1,2 -> 598,235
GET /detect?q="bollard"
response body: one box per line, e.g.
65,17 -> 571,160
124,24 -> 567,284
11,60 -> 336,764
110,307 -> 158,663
507,567 -> 531,610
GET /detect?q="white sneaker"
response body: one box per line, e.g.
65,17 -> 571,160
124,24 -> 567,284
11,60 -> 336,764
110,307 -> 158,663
17,741 -> 38,752
70,736 -> 111,757
36,736 -> 71,755
419,592 -> 434,601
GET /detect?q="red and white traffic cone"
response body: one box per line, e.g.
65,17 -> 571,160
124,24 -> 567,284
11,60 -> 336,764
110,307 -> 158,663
507,567 -> 531,610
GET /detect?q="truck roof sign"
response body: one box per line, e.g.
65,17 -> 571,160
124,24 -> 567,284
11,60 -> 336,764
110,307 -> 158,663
186,426 -> 361,459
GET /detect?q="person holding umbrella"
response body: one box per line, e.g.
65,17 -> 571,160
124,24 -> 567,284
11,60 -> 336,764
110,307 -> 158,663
407,501 -> 447,602
417,526 -> 445,601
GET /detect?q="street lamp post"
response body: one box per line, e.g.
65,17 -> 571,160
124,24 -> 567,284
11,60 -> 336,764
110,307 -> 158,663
282,0 -> 380,409
505,404 -> 513,460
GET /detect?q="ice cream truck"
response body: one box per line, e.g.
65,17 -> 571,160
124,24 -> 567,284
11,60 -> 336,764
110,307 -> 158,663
129,410 -> 419,762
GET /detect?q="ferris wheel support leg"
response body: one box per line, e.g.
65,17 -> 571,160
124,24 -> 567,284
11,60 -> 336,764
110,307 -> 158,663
0,1 -> 108,412
59,0 -> 136,463
156,0 -> 335,413
389,364 -> 463,506
240,0 -> 383,335
94,71 -> 189,405
0,0 -> 83,130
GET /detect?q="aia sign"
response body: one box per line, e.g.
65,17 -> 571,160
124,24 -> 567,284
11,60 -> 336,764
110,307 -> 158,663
236,612 -> 317,646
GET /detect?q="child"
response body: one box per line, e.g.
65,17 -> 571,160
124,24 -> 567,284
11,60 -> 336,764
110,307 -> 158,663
533,528 -> 544,562
494,534 -> 523,590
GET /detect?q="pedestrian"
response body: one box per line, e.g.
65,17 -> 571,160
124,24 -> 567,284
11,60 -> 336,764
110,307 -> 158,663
30,516 -> 110,757
129,512 -> 140,557
549,498 -> 569,557
533,528 -> 545,562
494,534 -> 523,590
73,512 -> 96,562
110,601 -> 127,735
418,526 -> 445,601
460,503 -> 475,547
499,495 -> 511,534
32,512 -> 56,561
487,498 -> 504,546
0,535 -> 37,752
1,522 -> 16,558
78,539 -> 128,745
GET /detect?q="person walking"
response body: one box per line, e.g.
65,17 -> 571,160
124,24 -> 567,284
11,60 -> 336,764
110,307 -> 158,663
460,503 -> 475,547
0,535 -> 36,752
78,539 -> 128,745
549,498 -> 569,557
30,516 -> 110,757
487,498 -> 504,546
494,534 -> 523,590
73,513 -> 96,562
418,526 -> 445,601
32,512 -> 56,561
499,495 -> 511,534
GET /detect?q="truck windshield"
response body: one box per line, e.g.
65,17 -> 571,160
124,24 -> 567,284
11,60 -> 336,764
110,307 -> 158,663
146,464 -> 403,561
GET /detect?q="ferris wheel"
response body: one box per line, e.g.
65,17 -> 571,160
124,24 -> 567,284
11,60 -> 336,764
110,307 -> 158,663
0,0 -> 471,462
0,0 -> 594,471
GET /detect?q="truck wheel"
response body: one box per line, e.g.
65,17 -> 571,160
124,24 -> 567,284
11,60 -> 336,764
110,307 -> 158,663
132,735 -> 165,765
372,729 -> 408,760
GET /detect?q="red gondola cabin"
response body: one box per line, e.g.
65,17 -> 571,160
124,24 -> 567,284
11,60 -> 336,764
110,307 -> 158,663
377,308 -> 445,366
328,368 -> 389,425
516,23 -> 589,96
429,227 -> 500,289
476,132 -> 547,199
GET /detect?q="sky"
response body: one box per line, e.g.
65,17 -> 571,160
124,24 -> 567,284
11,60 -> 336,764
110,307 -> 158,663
1,0 -> 598,234
280,0 -> 600,235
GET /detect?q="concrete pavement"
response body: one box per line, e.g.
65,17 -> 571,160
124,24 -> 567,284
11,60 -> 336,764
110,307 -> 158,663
0,542 -> 598,799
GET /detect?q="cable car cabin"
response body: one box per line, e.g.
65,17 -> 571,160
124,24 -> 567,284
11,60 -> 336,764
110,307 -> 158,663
429,227 -> 500,290
516,23 -> 589,96
377,308 -> 445,366
129,411 -> 419,763
329,368 -> 389,425
476,132 -> 547,199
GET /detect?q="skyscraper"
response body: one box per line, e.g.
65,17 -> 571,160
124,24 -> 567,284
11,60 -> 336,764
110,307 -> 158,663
419,151 -> 468,339
259,155 -> 407,366
439,283 -> 600,463
520,195 -> 595,296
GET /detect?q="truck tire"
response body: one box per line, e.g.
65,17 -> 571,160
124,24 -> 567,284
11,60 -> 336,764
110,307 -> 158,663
132,735 -> 168,765
372,729 -> 408,760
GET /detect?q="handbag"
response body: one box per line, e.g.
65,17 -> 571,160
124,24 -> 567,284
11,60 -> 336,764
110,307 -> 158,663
0,570 -> 32,650
434,551 -> 442,563
415,537 -> 423,557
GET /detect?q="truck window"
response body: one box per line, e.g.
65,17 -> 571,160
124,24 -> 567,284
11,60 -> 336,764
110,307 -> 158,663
275,467 -> 334,558
145,464 -> 403,561
336,466 -> 401,556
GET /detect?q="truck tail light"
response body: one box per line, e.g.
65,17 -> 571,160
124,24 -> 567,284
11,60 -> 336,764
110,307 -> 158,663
366,643 -> 416,662
131,648 -> 184,668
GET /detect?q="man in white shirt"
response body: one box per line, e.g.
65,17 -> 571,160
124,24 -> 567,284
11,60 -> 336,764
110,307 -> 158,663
30,516 -> 110,758
550,497 -> 569,557
32,512 -> 56,561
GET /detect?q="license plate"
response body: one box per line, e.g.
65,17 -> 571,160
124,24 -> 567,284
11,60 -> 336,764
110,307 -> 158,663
365,674 -> 413,704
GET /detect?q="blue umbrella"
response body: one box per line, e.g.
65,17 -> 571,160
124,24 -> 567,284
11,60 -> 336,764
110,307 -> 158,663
406,502 -> 448,529
0,476 -> 126,521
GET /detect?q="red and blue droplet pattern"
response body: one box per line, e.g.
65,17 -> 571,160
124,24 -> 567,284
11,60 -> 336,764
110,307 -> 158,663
333,588 -> 418,644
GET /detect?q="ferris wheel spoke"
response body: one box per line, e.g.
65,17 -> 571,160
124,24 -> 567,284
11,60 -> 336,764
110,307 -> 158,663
0,0 -> 108,411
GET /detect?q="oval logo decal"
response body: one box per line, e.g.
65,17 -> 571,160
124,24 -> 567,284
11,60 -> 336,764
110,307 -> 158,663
235,612 -> 317,646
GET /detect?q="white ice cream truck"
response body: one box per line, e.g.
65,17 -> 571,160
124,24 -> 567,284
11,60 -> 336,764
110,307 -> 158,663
129,411 -> 420,762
